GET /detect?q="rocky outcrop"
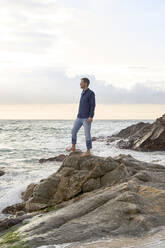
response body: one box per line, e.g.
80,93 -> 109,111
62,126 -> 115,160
39,154 -> 67,163
2,151 -> 165,247
106,113 -> 165,151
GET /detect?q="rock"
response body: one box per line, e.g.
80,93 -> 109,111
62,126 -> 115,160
2,202 -> 25,215
3,151 -> 165,247
39,154 -> 67,163
15,211 -> 26,217
117,139 -> 132,149
113,122 -> 152,140
0,170 -> 5,177
0,212 -> 38,232
106,136 -> 119,143
21,183 -> 37,201
92,135 -> 107,142
107,113 -> 165,151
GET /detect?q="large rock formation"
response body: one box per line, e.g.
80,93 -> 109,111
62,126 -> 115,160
2,151 -> 165,247
106,113 -> 165,151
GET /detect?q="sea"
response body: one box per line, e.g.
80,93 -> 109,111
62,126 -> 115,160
0,119 -> 165,248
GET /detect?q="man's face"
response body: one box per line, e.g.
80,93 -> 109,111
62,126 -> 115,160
80,79 -> 87,89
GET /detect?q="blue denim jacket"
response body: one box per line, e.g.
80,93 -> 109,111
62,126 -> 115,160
77,88 -> 96,118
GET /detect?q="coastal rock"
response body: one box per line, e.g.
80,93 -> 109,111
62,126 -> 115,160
92,135 -> 107,142
0,212 -> 38,232
0,170 -> 5,177
2,202 -> 25,215
3,151 -> 165,247
21,151 -> 126,212
107,113 -> 165,151
39,154 -> 67,163
21,183 -> 37,201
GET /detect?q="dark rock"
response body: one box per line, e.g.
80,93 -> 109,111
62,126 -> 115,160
117,139 -> 132,149
92,135 -> 107,142
2,202 -> 25,215
39,154 -> 67,163
0,170 -> 5,177
106,136 -> 120,143
113,122 -> 152,140
0,212 -> 38,232
108,113 -> 165,151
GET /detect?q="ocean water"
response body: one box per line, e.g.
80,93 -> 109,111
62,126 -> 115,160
0,119 -> 165,247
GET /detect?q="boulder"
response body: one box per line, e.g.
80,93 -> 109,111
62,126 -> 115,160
107,113 -> 165,151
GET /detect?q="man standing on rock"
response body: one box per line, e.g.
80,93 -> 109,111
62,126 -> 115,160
66,77 -> 96,156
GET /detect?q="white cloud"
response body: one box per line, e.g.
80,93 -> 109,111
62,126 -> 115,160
0,66 -> 165,104
66,64 -> 165,90
0,0 -> 97,66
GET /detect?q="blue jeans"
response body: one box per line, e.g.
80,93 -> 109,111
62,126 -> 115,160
71,117 -> 92,149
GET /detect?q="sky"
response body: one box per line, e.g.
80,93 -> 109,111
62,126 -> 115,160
0,0 -> 165,119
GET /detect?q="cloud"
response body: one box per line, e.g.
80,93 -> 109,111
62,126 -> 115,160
0,66 -> 165,104
127,66 -> 148,70
0,0 -> 77,54
66,64 -> 165,90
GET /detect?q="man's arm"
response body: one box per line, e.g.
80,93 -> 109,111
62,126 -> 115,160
89,92 -> 96,118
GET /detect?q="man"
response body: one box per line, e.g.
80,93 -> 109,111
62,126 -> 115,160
66,77 -> 96,156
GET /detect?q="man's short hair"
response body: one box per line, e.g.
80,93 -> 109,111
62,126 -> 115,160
81,77 -> 90,86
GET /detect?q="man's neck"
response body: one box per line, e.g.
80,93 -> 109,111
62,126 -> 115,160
83,87 -> 88,91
